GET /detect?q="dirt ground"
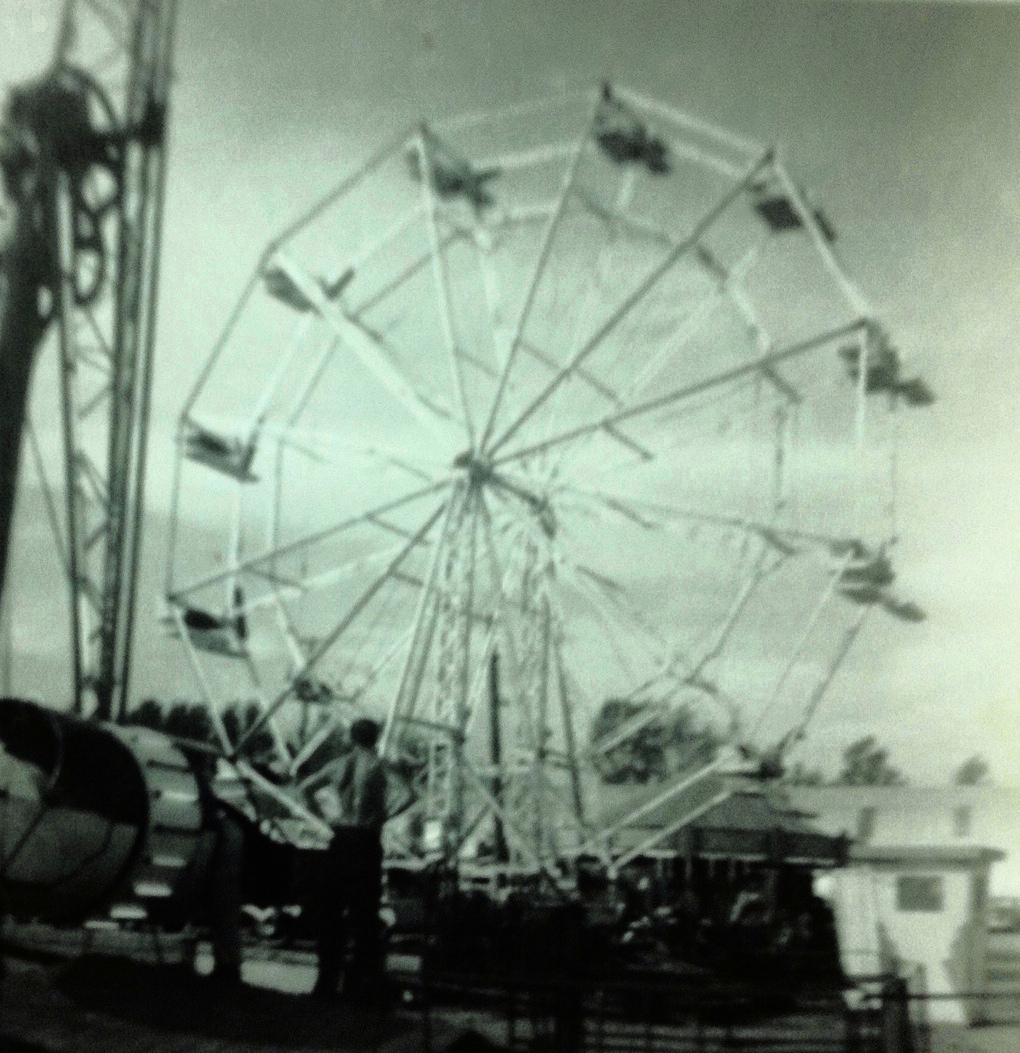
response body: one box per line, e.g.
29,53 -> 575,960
929,1023 -> 1020,1053
0,956 -> 417,1052
4,944 -> 1018,1052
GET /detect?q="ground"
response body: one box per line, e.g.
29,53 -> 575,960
927,930 -> 1020,1053
0,954 -> 414,1052
2,928 -> 1018,1051
930,1024 -> 1020,1053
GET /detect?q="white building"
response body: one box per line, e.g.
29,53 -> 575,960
787,785 -> 1020,896
825,844 -> 1003,1024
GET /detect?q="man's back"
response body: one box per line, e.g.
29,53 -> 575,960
335,746 -> 387,832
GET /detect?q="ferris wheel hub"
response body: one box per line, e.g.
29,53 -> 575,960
452,448 -> 494,486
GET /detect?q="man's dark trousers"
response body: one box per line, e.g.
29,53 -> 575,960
317,825 -> 384,998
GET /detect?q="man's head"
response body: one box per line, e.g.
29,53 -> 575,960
349,717 -> 381,751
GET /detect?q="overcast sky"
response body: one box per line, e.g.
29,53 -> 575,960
2,0 -> 1017,783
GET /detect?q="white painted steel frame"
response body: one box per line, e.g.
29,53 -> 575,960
48,0 -> 177,720
164,82 -> 901,874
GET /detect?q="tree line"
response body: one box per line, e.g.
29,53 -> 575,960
126,695 -> 991,790
589,699 -> 990,787
127,697 -> 276,756
123,697 -> 425,783
123,697 -> 353,780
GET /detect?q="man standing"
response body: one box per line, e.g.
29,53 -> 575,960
311,718 -> 388,1004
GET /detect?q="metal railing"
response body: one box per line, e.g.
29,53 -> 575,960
411,963 -> 1020,1052
412,968 -> 912,1053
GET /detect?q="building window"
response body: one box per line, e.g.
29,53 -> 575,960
953,805 -> 972,838
856,806 -> 877,843
896,875 -> 944,912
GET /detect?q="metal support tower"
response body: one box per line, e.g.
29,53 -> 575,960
0,0 -> 176,720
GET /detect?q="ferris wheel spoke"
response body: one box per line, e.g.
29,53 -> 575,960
493,318 -> 869,468
622,241 -> 765,401
540,238 -> 769,479
455,637 -> 499,746
238,314 -> 318,440
454,494 -> 547,791
716,259 -> 804,405
380,494 -> 463,755
450,488 -> 481,828
548,626 -> 588,829
553,563 -> 643,686
770,157 -> 871,317
269,124 -> 417,252
585,666 -> 742,765
579,753 -> 730,858
687,547 -> 777,677
169,479 -> 450,604
558,553 -> 670,655
262,442 -> 312,669
608,787 -> 735,878
486,148 -> 774,457
241,681 -> 296,768
233,498 -> 448,757
271,429 -> 444,486
286,337 -> 344,421
781,606 -> 871,754
745,548 -> 855,742
349,224 -> 461,320
588,701 -> 669,759
246,541 -> 415,612
547,376 -> 763,486
464,308 -> 657,461
554,485 -> 808,558
564,541 -> 773,756
235,759 -> 333,840
478,92 -> 606,450
343,203 -> 428,296
550,488 -> 687,534
265,385 -> 447,482
415,129 -> 478,446
168,605 -> 239,755
264,253 -> 458,438
290,626 -> 413,774
268,588 -> 313,670
553,555 -> 726,717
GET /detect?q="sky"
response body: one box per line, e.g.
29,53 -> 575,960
1,0 -> 1017,784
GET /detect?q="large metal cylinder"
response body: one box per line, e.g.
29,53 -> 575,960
0,697 -> 213,923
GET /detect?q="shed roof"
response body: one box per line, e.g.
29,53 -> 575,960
596,774 -> 847,866
849,844 -> 1006,868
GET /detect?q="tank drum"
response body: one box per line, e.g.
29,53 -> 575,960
0,697 -> 147,920
0,698 -> 213,924
108,724 -> 213,922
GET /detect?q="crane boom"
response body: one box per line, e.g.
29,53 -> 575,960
0,0 -> 176,720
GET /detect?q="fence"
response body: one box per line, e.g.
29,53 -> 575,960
411,968 -> 927,1053
411,969 -> 1020,1052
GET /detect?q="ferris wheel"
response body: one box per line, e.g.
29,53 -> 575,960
164,84 -> 920,870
